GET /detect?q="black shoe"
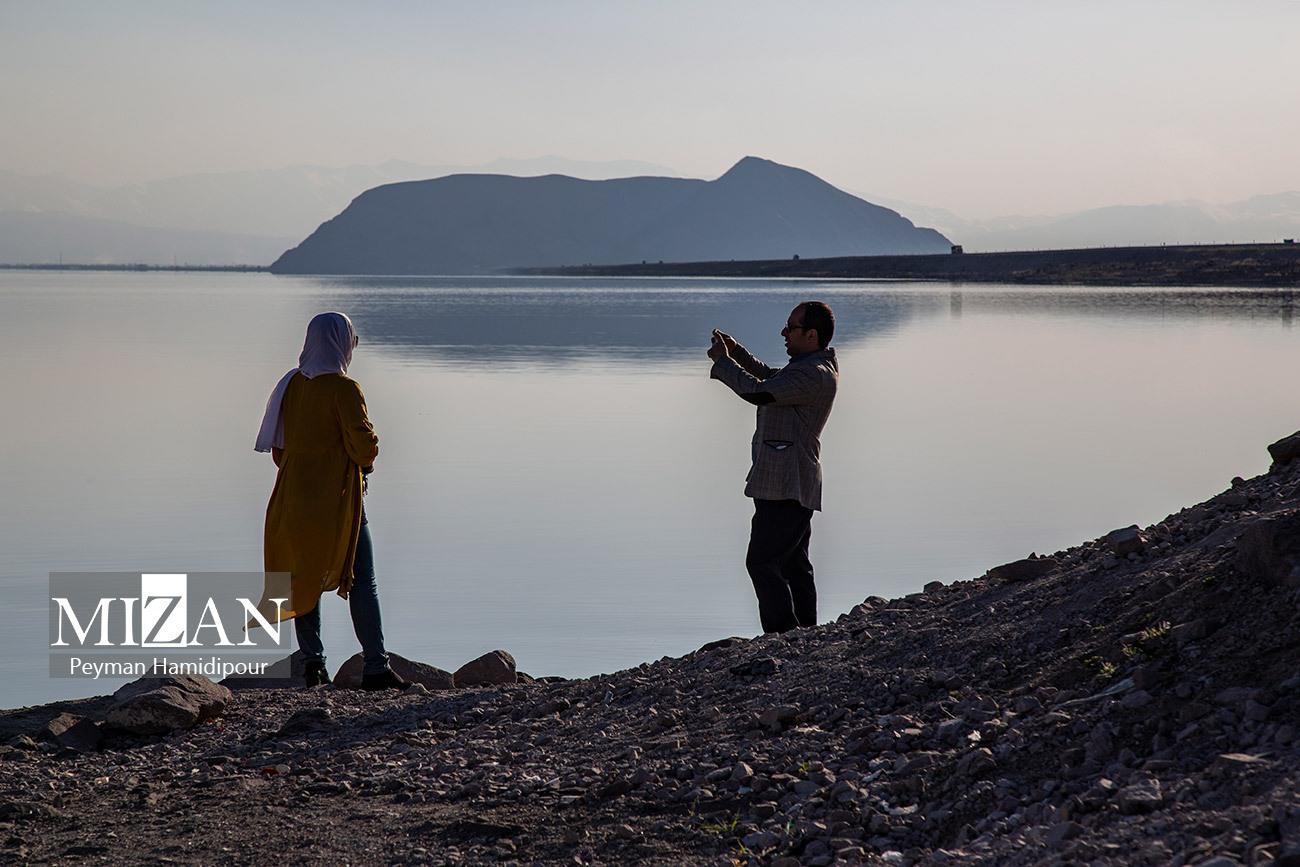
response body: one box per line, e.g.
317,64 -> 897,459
303,660 -> 331,687
361,668 -> 411,691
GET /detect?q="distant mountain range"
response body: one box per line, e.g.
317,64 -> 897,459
2,155 -> 1297,266
0,157 -> 680,265
270,157 -> 951,274
870,193 -> 1300,252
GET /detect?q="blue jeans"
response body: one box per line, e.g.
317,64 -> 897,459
294,517 -> 391,676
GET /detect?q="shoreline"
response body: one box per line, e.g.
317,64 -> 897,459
9,242 -> 1300,288
518,241 -> 1300,288
4,438 -> 1300,863
0,263 -> 269,273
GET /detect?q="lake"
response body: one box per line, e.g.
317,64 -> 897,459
3,271 -> 1297,707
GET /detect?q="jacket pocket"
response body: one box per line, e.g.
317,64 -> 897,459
762,440 -> 794,451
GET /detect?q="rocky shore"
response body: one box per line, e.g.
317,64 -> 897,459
4,443 -> 1300,865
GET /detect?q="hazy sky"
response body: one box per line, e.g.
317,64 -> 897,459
3,1 -> 1299,217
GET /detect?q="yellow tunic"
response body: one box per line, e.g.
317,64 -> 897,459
263,372 -> 379,620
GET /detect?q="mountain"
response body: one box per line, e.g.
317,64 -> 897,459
270,157 -> 952,275
0,211 -> 293,266
870,192 -> 1300,252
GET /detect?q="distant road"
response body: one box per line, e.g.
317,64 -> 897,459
517,242 -> 1300,287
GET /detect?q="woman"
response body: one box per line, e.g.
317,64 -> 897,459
254,311 -> 409,690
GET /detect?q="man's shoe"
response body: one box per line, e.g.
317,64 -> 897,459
303,661 -> 331,687
361,668 -> 411,691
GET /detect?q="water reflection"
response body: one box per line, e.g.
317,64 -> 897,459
289,277 -> 1300,368
931,285 -> 1300,324
303,277 -> 939,366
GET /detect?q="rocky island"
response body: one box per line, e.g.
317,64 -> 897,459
4,439 -> 1300,865
268,157 -> 951,275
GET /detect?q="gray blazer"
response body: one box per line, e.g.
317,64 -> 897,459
711,343 -> 838,511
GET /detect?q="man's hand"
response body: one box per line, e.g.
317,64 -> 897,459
708,329 -> 731,362
714,330 -> 738,353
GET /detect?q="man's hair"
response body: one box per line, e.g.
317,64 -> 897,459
798,301 -> 835,348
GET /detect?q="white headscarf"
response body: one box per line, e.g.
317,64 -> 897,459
254,311 -> 358,453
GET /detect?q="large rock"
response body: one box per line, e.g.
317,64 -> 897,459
220,650 -> 309,690
1236,509 -> 1300,589
986,556 -> 1058,583
1117,776 -> 1163,814
334,652 -> 454,691
1268,430 -> 1300,467
105,675 -> 231,735
1104,526 -> 1146,556
453,650 -> 518,687
37,712 -> 102,753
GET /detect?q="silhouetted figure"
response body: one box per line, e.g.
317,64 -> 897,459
708,302 -> 839,633
255,312 -> 409,690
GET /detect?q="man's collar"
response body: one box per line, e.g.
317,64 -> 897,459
789,347 -> 833,364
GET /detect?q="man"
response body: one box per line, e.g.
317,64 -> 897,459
708,301 -> 838,633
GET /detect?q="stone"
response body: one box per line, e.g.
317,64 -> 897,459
937,718 -> 967,743
336,652 -> 455,690
598,778 -> 632,799
924,580 -> 945,593
1116,777 -> 1163,814
956,747 -> 996,779
37,711 -> 83,740
1013,695 -> 1043,713
453,650 -> 517,687
1046,821 -> 1084,846
986,557 -> 1058,583
697,636 -> 745,653
1212,753 -> 1269,773
1244,700 -> 1272,722
38,713 -> 102,753
1120,690 -> 1153,710
276,707 -> 335,737
1268,430 -> 1300,467
104,675 -> 231,735
729,657 -> 780,677
1104,526 -> 1146,556
759,705 -> 800,733
1236,509 -> 1300,589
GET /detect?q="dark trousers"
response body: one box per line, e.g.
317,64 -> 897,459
294,517 -> 391,676
746,498 -> 816,633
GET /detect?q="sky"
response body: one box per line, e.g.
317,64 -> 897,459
2,0 -> 1299,217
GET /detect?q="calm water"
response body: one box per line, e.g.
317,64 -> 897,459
3,271 -> 1298,707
